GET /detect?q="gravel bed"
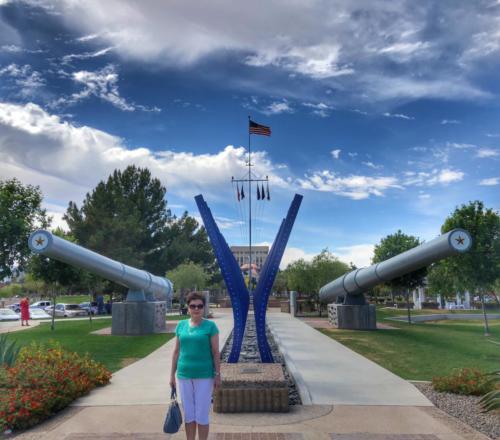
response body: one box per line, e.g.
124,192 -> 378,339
414,382 -> 499,440
220,317 -> 302,405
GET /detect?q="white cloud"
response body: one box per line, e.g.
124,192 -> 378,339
383,112 -> 414,120
262,101 -> 293,115
479,177 -> 500,186
447,142 -> 476,149
334,244 -> 374,268
298,170 -> 401,200
0,102 -> 289,206
302,102 -> 332,117
29,0 -> 494,102
61,47 -> 113,64
362,161 -> 382,169
0,63 -> 45,97
476,148 -> 499,158
280,247 -> 316,269
50,64 -> 160,112
331,149 -> 341,159
347,152 -> 358,158
441,119 -> 460,125
403,168 -> 464,186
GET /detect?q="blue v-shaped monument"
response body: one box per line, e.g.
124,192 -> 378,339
195,193 -> 302,363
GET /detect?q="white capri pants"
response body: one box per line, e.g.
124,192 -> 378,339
177,378 -> 214,425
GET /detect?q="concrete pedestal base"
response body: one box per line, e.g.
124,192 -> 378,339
328,304 -> 376,330
213,363 -> 288,413
111,301 -> 166,335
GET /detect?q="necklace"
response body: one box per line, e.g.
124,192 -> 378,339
188,319 -> 202,332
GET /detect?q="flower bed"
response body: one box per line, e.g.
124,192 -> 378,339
0,342 -> 111,432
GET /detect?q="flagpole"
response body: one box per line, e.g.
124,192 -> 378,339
248,115 -> 252,298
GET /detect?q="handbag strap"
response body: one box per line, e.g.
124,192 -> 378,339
170,386 -> 177,400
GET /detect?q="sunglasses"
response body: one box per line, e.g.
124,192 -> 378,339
188,304 -> 204,310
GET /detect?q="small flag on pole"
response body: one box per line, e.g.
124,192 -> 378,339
249,120 -> 271,136
241,186 -> 245,199
261,184 -> 266,201
237,183 -> 240,201
257,185 -> 261,200
266,182 -> 270,200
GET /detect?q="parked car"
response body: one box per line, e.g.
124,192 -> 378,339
8,303 -> 20,313
79,302 -> 98,315
0,308 -> 20,321
28,308 -> 51,319
46,303 -> 87,318
31,300 -> 52,309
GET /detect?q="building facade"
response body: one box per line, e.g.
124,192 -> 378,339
230,245 -> 269,270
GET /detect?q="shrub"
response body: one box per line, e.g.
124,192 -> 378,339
0,335 -> 20,367
479,370 -> 500,412
432,368 -> 495,396
0,342 -> 111,432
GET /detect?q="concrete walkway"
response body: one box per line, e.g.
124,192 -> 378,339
12,310 -> 491,440
267,312 -> 431,406
74,312 -> 234,406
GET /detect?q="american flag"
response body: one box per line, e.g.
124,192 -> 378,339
249,120 -> 271,136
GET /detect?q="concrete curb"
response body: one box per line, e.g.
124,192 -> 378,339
267,319 -> 313,405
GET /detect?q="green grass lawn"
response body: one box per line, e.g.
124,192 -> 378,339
320,308 -> 500,380
5,318 -> 174,372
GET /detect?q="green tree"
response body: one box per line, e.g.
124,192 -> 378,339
441,201 -> 500,335
372,230 -> 426,324
161,212 -> 214,272
167,262 -> 210,303
285,250 -> 350,315
0,179 -> 50,278
426,261 -> 457,305
272,270 -> 289,295
65,166 -> 170,274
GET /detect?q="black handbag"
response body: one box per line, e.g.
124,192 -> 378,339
163,387 -> 183,434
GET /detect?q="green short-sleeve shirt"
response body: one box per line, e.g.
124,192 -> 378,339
175,319 -> 219,379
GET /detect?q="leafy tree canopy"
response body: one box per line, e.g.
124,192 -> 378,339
441,200 -> 500,293
0,178 -> 50,279
372,230 -> 427,292
285,249 -> 350,296
166,261 -> 209,292
63,166 -> 214,287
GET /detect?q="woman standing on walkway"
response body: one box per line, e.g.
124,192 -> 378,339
20,296 -> 30,326
170,292 -> 220,440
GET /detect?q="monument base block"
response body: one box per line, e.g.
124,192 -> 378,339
328,304 -> 376,330
213,363 -> 288,413
111,301 -> 166,335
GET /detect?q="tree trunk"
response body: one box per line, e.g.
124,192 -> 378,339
50,287 -> 57,332
406,288 -> 412,324
480,291 -> 490,336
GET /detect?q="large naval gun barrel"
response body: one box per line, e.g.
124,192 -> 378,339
28,229 -> 173,302
320,228 -> 472,304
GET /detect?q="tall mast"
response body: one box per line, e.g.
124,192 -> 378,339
248,115 -> 252,296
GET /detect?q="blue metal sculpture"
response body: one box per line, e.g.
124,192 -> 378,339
195,193 -> 302,363
253,194 -> 302,362
195,195 -> 249,363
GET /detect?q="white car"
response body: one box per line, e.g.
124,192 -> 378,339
46,303 -> 87,318
28,308 -> 51,319
0,308 -> 20,321
31,300 -> 52,309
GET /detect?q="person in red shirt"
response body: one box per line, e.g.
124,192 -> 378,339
20,297 -> 30,326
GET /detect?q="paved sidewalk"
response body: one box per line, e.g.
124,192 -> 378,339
11,310 -> 491,440
267,313 -> 431,406
73,312 -> 234,406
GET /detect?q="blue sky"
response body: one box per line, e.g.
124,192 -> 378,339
0,0 -> 499,268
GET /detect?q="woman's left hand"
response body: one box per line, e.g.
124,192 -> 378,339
214,375 -> 221,388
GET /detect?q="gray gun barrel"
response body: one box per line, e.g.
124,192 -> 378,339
320,228 -> 472,304
28,229 -> 173,299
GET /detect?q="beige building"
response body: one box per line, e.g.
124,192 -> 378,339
230,245 -> 269,270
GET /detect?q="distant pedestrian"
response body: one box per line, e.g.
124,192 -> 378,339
170,292 -> 220,440
20,296 -> 30,326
